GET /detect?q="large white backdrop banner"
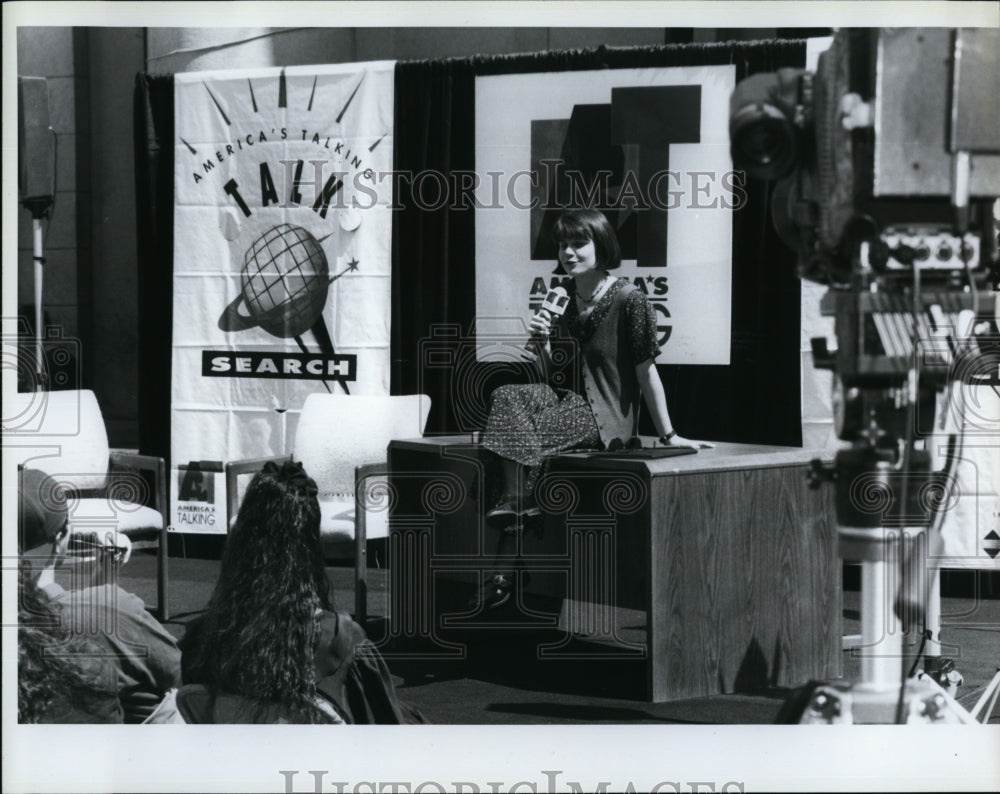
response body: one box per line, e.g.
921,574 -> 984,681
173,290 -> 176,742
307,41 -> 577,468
475,65 -> 736,364
171,62 -> 394,467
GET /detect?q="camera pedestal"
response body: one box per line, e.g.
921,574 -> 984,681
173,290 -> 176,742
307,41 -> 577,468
789,525 -> 984,724
796,678 -> 973,724
840,526 -> 928,688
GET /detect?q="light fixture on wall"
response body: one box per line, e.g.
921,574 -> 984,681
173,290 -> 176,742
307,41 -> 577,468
17,76 -> 57,392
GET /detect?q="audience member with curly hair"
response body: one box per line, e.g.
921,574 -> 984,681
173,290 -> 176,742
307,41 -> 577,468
18,562 -> 123,724
147,460 -> 424,724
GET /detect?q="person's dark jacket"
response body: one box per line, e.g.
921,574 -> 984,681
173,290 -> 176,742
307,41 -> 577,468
178,610 -> 425,724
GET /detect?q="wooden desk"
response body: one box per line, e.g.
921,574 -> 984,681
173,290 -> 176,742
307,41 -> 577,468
387,436 -> 841,702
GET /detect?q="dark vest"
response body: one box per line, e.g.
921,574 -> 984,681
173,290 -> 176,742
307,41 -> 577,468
564,279 -> 644,447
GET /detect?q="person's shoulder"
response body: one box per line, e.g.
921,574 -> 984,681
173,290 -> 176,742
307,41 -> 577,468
613,277 -> 642,299
314,610 -> 366,677
321,610 -> 367,642
614,279 -> 652,309
73,585 -> 176,640
37,580 -> 68,604
74,582 -> 148,613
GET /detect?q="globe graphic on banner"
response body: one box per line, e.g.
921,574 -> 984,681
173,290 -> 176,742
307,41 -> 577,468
219,224 -> 330,338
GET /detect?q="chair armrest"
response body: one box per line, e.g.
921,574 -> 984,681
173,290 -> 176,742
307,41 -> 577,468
355,461 -> 388,482
225,455 -> 292,524
352,461 -> 390,627
109,450 -> 167,514
111,451 -> 166,473
354,461 -> 390,544
355,461 -> 389,506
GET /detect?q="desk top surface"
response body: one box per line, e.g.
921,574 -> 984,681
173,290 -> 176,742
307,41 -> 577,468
389,436 -> 832,476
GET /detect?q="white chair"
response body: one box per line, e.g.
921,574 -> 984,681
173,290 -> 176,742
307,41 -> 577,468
9,389 -> 170,619
226,393 -> 431,626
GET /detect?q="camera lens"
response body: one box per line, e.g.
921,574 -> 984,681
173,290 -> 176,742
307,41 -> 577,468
730,105 -> 799,180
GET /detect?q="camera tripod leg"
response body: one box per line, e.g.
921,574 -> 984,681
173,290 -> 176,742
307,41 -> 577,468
969,670 -> 1000,723
924,567 -> 942,658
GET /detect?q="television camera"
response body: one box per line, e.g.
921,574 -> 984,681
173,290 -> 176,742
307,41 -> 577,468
730,28 -> 1000,723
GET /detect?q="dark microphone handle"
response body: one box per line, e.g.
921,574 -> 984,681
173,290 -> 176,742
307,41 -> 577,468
523,309 -> 553,351
524,287 -> 568,352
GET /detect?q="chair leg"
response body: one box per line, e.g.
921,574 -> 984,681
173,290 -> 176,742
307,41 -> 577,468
157,526 -> 169,621
355,510 -> 367,629
354,463 -> 389,630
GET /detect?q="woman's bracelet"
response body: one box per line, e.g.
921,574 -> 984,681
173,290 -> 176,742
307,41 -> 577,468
659,431 -> 677,444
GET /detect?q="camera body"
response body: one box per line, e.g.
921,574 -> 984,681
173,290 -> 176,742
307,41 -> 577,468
731,28 -> 1000,530
730,28 -> 999,291
731,28 -> 1000,719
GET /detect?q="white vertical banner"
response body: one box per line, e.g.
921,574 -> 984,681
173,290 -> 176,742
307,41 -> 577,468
474,65 -> 736,364
171,62 -> 395,469
932,371 -> 1000,570
800,281 -> 839,451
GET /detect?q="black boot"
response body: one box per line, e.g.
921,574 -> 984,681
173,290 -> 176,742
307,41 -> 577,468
476,572 -> 514,609
471,524 -> 518,610
485,458 -> 537,525
485,497 -> 518,527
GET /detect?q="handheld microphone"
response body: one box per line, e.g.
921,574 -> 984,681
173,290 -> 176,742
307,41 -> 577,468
524,286 -> 569,351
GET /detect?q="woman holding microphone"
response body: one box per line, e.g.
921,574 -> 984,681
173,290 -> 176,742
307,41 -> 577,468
477,209 -> 712,608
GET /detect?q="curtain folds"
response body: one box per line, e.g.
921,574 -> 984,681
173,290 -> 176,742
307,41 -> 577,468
134,73 -> 176,464
391,60 -> 478,435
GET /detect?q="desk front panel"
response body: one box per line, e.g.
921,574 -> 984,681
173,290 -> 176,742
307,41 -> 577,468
387,439 -> 841,700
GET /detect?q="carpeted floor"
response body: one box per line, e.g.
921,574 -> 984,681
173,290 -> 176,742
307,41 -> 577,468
110,550 -> 1000,725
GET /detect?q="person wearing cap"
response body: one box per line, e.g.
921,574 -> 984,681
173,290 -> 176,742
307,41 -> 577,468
19,467 -> 182,723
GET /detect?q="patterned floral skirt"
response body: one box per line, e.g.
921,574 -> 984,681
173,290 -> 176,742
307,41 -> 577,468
481,383 -> 600,495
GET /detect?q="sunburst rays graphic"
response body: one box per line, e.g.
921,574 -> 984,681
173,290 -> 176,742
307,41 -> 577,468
179,67 -> 386,394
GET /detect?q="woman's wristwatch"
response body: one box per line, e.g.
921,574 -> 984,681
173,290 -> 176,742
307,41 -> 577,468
659,431 -> 677,445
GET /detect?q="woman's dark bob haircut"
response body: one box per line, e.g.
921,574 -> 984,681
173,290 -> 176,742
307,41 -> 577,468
552,209 -> 622,272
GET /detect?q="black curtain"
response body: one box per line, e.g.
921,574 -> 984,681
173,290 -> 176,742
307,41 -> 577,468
134,74 -> 175,464
391,60 -> 479,437
392,41 -> 807,445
